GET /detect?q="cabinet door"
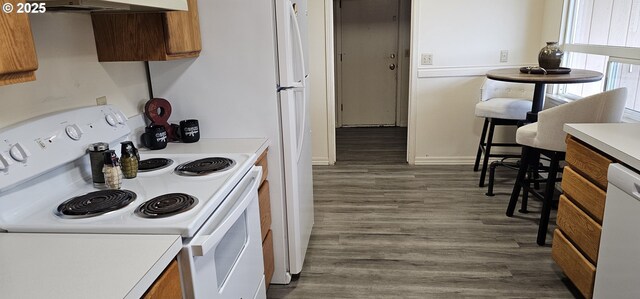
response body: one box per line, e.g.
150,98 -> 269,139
163,0 -> 201,56
0,0 -> 37,85
92,0 -> 201,62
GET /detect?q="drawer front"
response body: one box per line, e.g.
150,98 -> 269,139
262,229 -> 275,288
557,195 -> 602,263
255,149 -> 269,186
258,180 -> 272,242
565,137 -> 612,190
552,229 -> 596,299
561,166 -> 606,223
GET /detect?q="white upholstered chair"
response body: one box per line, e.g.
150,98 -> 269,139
506,88 -> 628,246
474,79 -> 535,187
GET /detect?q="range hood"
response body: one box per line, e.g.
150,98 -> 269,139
31,0 -> 188,12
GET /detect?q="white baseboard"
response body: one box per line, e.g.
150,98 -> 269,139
312,158 -> 331,166
413,156 -> 477,165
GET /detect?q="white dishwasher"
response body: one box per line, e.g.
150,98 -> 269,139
593,163 -> 640,299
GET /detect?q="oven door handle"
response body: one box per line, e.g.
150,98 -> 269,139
190,167 -> 261,257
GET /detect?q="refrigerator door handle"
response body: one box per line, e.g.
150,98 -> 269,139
289,1 -> 306,82
288,0 -> 307,161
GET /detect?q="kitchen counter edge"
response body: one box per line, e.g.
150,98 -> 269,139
564,123 -> 640,171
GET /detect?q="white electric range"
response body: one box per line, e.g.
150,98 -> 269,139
0,105 -> 266,299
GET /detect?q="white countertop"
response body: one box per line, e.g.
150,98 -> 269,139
564,123 -> 640,171
0,233 -> 182,299
138,138 -> 269,156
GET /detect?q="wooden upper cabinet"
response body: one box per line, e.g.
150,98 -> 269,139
0,0 -> 38,86
91,0 -> 201,62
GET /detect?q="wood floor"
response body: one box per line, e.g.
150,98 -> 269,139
267,127 -> 580,299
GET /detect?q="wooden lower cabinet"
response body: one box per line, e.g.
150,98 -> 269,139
556,195 -> 602,263
263,229 -> 275,286
143,258 -> 183,299
553,136 -> 613,298
258,180 -> 272,241
552,230 -> 596,299
256,148 -> 274,289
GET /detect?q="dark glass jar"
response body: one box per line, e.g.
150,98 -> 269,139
89,142 -> 109,188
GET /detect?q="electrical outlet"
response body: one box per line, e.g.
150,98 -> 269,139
96,96 -> 107,106
500,50 -> 509,63
421,53 -> 433,65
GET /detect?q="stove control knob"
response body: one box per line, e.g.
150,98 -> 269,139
114,112 -> 126,124
105,113 -> 117,127
65,124 -> 82,141
0,153 -> 12,171
9,143 -> 30,162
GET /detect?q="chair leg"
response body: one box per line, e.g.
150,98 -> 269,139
519,170 -> 531,213
507,146 -> 531,217
474,118 -> 489,172
537,151 -> 561,246
486,160 -> 498,196
479,120 -> 496,187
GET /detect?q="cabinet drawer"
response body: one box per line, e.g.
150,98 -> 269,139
561,166 -> 606,223
255,149 -> 269,186
263,229 -> 275,288
258,180 -> 271,242
565,137 -> 612,190
557,195 -> 602,263
552,229 -> 595,299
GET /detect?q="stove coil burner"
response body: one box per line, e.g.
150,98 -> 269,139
138,158 -> 174,172
174,157 -> 235,176
57,190 -> 137,218
135,193 -> 198,218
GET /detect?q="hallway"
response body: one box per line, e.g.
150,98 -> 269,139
267,127 -> 578,298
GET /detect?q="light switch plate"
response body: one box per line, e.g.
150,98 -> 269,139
500,50 -> 509,63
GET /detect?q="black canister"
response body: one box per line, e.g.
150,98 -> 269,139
89,142 -> 109,187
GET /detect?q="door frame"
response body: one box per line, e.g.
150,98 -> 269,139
325,0 -> 337,164
326,0 -> 413,163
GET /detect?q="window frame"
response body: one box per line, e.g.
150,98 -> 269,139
556,0 -> 640,122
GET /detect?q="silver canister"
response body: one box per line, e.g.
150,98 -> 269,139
89,142 -> 109,188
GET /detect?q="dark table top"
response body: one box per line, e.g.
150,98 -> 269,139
486,68 -> 603,84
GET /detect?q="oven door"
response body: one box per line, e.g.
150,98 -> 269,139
179,167 -> 265,299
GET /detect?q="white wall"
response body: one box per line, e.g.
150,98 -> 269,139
0,13 -> 149,129
541,0 -> 567,45
410,0 -> 552,164
410,0 -> 567,164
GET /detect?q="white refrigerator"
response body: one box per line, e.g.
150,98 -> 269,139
148,0 -> 314,284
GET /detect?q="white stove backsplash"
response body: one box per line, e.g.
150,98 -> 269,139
0,105 -> 130,192
125,113 -> 148,149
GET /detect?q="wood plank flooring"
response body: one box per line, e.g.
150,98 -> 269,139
267,127 -> 580,299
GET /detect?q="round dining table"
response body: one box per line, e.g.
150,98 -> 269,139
486,68 -> 603,122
